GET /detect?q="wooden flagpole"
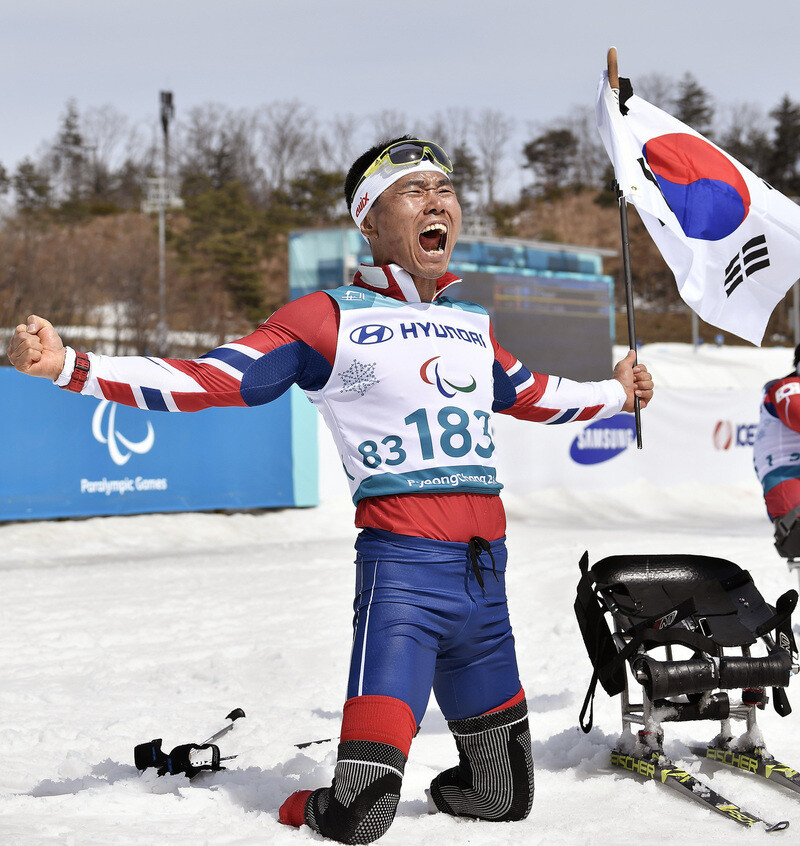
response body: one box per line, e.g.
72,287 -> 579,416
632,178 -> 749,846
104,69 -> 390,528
608,46 -> 643,448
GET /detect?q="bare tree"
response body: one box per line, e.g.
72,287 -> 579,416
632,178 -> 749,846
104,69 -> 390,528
97,215 -> 161,353
547,106 -> 608,189
178,103 -> 264,192
227,108 -> 267,199
369,110 -> 412,143
319,113 -> 363,173
473,109 -> 514,208
422,107 -> 473,154
83,106 -> 131,174
255,100 -> 320,193
179,103 -> 231,187
716,101 -> 771,174
634,72 -> 677,110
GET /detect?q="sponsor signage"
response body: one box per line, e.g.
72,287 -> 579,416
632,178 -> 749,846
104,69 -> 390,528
0,369 -> 317,520
491,387 -> 764,495
713,420 -> 757,450
569,415 -> 638,465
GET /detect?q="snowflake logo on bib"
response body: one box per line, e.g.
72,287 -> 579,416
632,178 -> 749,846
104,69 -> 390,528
339,360 -> 379,396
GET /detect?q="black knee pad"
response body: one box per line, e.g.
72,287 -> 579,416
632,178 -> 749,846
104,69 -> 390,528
430,698 -> 534,822
305,739 -> 406,844
775,510 -> 800,559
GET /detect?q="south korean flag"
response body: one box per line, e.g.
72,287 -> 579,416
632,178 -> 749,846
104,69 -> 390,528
596,70 -> 800,346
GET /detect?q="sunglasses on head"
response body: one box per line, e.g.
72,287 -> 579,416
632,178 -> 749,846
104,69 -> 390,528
355,140 -> 453,191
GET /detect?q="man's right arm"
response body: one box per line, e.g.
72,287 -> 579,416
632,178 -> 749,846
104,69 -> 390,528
6,292 -> 339,412
7,316 -> 67,381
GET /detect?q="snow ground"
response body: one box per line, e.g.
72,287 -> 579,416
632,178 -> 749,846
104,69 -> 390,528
3,343 -> 800,845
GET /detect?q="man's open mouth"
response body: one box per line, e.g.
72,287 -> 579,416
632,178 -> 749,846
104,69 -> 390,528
419,223 -> 448,255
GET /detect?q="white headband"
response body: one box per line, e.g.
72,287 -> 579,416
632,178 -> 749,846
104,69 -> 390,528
350,160 -> 449,228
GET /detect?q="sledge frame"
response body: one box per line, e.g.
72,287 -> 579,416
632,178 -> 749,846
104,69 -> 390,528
613,623 -> 769,753
587,553 -> 798,756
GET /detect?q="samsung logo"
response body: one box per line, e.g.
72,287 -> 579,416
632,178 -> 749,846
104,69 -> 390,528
350,324 -> 394,345
570,415 -> 637,465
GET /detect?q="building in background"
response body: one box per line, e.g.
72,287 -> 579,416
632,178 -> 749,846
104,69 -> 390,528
289,229 -> 616,380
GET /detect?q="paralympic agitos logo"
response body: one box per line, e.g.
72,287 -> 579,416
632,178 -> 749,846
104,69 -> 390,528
420,356 -> 476,398
92,399 -> 155,466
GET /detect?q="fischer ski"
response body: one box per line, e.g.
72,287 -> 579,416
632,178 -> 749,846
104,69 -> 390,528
691,745 -> 800,797
610,749 -> 790,832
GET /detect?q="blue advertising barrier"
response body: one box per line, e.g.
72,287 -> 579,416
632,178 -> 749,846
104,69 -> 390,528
0,368 -> 318,520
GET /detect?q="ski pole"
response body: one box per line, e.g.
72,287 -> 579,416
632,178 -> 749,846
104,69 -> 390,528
201,707 -> 246,745
295,736 -> 337,749
134,708 -> 247,776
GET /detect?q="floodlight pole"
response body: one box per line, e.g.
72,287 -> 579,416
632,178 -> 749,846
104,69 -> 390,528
157,197 -> 167,354
156,91 -> 174,356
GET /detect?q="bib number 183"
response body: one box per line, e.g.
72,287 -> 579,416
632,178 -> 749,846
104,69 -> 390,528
357,406 -> 494,468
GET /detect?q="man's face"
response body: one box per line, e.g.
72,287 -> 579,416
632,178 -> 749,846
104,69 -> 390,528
361,171 -> 462,281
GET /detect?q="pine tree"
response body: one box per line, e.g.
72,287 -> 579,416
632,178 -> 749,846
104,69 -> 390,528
767,95 -> 800,195
268,168 -> 346,227
175,179 -> 269,325
449,144 -> 482,212
522,129 -> 579,196
674,73 -> 714,136
53,99 -> 89,205
13,159 -> 52,213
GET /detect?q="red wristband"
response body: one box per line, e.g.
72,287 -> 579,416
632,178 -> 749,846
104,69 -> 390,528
63,351 -> 90,392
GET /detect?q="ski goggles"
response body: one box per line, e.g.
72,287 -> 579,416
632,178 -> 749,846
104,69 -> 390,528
356,140 -> 453,191
350,140 -> 454,227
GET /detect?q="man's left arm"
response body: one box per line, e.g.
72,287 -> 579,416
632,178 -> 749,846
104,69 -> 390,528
491,331 -> 653,422
611,350 -> 654,413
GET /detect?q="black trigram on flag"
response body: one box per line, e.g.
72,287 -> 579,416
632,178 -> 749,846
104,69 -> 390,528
724,235 -> 770,297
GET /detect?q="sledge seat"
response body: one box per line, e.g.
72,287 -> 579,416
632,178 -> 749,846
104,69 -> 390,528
574,551 -> 798,734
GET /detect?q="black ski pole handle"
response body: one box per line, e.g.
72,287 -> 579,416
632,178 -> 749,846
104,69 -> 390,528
201,707 -> 246,745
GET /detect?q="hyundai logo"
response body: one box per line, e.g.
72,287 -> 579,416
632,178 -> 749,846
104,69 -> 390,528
350,324 -> 394,345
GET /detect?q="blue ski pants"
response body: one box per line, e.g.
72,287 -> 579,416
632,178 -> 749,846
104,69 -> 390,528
346,528 -> 522,725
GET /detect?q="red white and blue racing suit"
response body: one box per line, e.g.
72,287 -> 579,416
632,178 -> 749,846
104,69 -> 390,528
754,372 -> 800,519
63,262 -> 626,834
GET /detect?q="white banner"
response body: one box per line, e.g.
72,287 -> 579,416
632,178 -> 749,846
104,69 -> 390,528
493,388 -> 760,493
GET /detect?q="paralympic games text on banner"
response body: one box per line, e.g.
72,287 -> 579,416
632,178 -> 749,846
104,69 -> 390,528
80,476 -> 169,496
